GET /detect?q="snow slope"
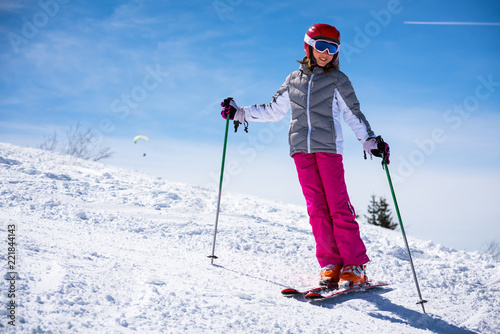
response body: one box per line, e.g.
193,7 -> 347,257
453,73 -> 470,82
0,142 -> 498,333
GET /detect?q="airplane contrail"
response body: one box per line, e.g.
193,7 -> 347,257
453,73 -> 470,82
404,21 -> 500,26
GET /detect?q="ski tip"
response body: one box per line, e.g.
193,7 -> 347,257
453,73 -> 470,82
281,288 -> 298,295
305,292 -> 324,300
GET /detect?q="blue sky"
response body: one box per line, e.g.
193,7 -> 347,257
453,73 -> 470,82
1,0 -> 500,253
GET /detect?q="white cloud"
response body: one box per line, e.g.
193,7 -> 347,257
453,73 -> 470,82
0,0 -> 30,12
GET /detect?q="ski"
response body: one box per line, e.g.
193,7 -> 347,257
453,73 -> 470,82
304,282 -> 388,301
281,282 -> 338,297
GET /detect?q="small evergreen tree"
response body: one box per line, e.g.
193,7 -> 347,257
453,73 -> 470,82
365,194 -> 379,226
377,197 -> 397,230
365,194 -> 397,230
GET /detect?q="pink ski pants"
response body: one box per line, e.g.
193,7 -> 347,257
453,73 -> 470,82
293,152 -> 369,268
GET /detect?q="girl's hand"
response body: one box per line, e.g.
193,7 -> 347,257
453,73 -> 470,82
363,136 -> 390,165
221,99 -> 245,124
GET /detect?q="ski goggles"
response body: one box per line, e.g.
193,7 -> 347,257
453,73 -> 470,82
304,34 -> 340,55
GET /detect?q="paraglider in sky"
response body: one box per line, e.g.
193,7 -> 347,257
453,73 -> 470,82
133,135 -> 150,157
133,135 -> 150,144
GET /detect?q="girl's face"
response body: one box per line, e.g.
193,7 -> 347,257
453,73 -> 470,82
312,48 -> 334,68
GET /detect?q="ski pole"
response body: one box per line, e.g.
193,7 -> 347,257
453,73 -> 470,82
382,157 -> 428,313
208,97 -> 233,264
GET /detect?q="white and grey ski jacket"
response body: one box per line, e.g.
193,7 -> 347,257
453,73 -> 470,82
243,64 -> 375,156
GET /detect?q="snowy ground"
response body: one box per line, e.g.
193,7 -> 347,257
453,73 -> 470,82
0,142 -> 498,333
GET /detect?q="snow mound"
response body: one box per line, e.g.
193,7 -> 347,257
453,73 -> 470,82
0,142 -> 498,333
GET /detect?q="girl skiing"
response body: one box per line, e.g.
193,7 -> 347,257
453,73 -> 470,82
222,23 -> 389,287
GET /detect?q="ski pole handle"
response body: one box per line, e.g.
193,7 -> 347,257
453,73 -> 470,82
221,97 -> 234,119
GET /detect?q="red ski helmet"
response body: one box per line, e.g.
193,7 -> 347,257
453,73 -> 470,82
304,23 -> 341,65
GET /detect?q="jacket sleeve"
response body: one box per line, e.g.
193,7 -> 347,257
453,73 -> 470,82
335,72 -> 375,143
243,74 -> 292,122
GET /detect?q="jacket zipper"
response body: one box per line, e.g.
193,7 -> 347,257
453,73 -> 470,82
306,74 -> 314,153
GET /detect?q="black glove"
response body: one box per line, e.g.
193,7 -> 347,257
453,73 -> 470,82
220,97 -> 248,133
364,136 -> 390,165
221,98 -> 237,120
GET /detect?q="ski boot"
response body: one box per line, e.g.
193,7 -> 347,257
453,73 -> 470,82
319,264 -> 342,286
338,264 -> 368,289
